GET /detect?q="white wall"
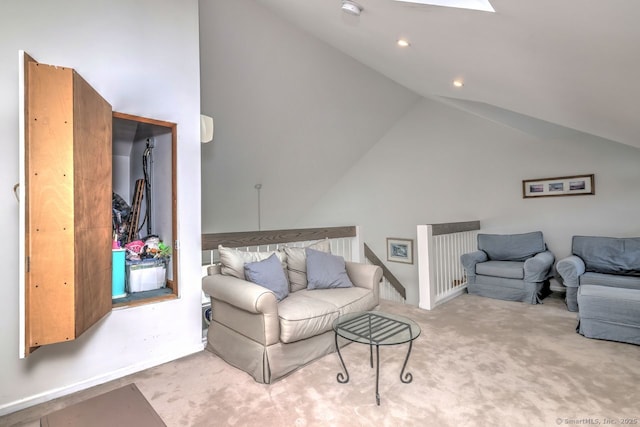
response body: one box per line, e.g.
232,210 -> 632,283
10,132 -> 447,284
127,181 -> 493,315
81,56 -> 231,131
0,0 -> 202,413
199,0 -> 640,306
199,0 -> 420,233
151,133 -> 175,280
112,155 -> 131,201
299,98 -> 640,304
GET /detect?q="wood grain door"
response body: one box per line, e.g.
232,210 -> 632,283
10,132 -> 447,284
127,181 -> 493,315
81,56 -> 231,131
19,51 -> 112,357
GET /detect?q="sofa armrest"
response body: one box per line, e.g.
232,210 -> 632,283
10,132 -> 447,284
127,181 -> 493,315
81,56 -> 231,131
206,263 -> 221,276
556,255 -> 586,288
203,273 -> 278,314
346,262 -> 382,303
202,272 -> 280,346
460,250 -> 488,273
524,250 -> 555,282
346,262 -> 383,290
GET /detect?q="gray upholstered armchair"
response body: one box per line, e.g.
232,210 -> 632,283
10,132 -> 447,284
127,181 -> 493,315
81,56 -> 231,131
556,236 -> 640,345
556,236 -> 640,311
460,231 -> 555,304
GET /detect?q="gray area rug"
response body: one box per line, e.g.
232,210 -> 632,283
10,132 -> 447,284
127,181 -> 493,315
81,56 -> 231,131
40,383 -> 165,427
3,293 -> 639,426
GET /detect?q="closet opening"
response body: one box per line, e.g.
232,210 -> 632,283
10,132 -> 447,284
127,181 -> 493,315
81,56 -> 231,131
111,112 -> 178,307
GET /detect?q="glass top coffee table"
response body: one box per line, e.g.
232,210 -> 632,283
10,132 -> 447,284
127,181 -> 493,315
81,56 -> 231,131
333,311 -> 421,405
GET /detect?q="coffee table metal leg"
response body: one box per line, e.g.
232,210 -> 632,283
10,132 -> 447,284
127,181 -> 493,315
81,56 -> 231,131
335,332 -> 350,383
400,339 -> 414,384
375,344 -> 381,405
369,343 -> 373,368
368,315 -> 374,369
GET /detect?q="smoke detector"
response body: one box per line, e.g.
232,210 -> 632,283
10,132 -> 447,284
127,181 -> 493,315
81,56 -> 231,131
342,1 -> 363,16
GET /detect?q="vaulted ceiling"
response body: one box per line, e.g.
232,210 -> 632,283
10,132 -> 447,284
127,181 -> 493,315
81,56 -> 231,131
255,0 -> 640,148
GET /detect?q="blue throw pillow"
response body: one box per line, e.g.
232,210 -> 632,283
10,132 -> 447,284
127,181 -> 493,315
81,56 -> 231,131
244,253 -> 289,301
306,248 -> 353,290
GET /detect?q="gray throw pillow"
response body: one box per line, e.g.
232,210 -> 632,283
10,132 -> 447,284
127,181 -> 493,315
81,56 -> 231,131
244,253 -> 289,301
573,236 -> 640,276
478,231 -> 545,261
306,248 -> 353,290
282,239 -> 332,292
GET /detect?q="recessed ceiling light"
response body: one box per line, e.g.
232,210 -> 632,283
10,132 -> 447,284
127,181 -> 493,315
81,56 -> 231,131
397,39 -> 411,47
453,79 -> 464,87
341,1 -> 362,15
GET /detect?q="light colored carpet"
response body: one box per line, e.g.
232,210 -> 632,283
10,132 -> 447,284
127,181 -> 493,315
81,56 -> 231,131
3,293 -> 639,427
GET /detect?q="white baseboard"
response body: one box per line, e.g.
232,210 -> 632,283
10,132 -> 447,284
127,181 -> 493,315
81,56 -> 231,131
0,343 -> 205,417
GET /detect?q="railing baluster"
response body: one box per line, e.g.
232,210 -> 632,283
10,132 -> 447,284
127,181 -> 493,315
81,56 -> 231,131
418,221 -> 480,310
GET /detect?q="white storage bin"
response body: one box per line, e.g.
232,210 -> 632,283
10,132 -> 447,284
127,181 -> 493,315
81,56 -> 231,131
126,259 -> 167,293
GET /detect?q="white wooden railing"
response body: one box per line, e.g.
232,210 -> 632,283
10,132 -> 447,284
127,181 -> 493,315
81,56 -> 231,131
202,234 -> 361,267
379,276 -> 405,303
417,221 -> 480,310
363,243 -> 406,303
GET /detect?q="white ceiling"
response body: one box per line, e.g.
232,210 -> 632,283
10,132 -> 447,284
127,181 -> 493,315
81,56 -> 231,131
254,0 -> 640,148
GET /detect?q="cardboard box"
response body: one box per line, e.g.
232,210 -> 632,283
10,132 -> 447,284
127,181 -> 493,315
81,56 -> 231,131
126,259 -> 167,293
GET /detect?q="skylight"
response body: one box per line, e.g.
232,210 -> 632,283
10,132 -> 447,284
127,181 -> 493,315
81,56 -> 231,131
393,0 -> 495,12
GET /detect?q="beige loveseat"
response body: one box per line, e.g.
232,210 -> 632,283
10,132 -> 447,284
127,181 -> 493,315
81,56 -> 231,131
202,244 -> 383,384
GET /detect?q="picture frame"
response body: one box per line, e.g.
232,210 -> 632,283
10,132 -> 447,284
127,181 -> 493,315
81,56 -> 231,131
386,238 -> 413,264
522,174 -> 595,199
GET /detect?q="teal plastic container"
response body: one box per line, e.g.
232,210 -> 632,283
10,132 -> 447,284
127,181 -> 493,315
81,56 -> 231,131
112,249 -> 127,298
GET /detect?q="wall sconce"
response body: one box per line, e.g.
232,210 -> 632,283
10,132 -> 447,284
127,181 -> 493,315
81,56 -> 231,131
200,114 -> 214,143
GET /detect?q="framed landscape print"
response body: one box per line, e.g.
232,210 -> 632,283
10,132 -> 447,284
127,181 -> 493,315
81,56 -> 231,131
522,174 -> 595,199
386,238 -> 413,264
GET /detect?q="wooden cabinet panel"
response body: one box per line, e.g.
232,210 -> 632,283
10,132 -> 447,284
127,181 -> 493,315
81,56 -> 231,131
72,72 -> 113,336
22,55 -> 112,355
26,63 -> 76,348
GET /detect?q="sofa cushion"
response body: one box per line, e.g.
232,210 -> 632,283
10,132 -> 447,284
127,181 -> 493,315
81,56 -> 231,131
476,260 -> 525,279
282,239 -> 331,293
244,253 -> 289,302
300,287 -> 376,316
579,272 -> 640,290
478,232 -> 545,261
277,293 -> 339,343
218,245 -> 287,280
573,236 -> 640,276
306,248 -> 354,290
577,285 -> 640,329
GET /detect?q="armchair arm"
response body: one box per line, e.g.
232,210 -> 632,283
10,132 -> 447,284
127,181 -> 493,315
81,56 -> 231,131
346,262 -> 383,290
346,262 -> 383,303
203,273 -> 278,314
524,250 -> 555,282
556,255 -> 586,288
206,263 -> 222,276
202,272 -> 279,345
460,250 -> 488,273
